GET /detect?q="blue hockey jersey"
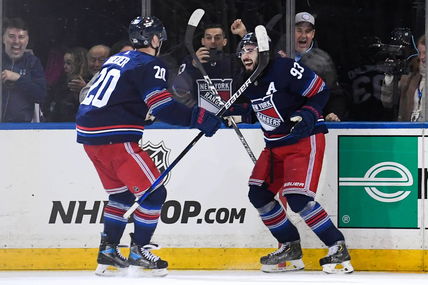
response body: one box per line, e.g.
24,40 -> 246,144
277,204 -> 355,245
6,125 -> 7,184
76,50 -> 193,145
243,57 -> 329,148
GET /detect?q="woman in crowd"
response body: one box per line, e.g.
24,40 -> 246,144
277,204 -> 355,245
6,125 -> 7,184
43,47 -> 91,122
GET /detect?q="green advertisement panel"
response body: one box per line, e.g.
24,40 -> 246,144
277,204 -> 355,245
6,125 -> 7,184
338,136 -> 418,228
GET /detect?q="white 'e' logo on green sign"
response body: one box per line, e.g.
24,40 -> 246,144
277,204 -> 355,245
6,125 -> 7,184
339,161 -> 413,203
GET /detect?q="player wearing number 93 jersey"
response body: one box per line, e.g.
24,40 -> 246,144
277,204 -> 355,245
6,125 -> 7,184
75,16 -> 222,277
234,33 -> 353,274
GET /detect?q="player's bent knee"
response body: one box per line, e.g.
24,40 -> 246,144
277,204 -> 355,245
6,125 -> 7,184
285,194 -> 314,213
248,185 -> 275,208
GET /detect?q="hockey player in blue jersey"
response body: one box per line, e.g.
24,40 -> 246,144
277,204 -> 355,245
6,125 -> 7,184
76,16 -> 221,277
233,33 -> 353,274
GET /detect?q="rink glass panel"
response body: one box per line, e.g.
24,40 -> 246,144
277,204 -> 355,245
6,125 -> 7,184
1,0 -> 425,122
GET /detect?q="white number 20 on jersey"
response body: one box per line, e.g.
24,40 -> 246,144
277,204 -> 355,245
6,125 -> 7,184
154,66 -> 166,81
81,65 -> 167,107
81,68 -> 120,107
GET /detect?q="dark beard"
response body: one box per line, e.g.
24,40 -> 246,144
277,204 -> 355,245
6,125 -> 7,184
244,68 -> 253,78
238,67 -> 252,81
242,61 -> 257,79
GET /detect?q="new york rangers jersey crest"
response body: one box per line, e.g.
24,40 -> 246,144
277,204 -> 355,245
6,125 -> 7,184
242,57 -> 329,147
197,78 -> 232,113
252,94 -> 284,131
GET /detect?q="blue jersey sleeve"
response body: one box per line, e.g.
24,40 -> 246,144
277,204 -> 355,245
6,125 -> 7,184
281,58 -> 330,115
127,58 -> 194,126
130,57 -> 175,116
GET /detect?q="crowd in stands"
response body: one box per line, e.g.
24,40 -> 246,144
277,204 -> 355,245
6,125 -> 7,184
1,14 -> 425,123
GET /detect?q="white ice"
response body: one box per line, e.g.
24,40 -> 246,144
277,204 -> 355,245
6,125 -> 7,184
0,270 -> 427,285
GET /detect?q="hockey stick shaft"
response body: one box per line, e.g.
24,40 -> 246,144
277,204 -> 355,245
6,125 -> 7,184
123,132 -> 203,218
123,16 -> 269,219
184,10 -> 257,164
229,119 -> 257,163
266,13 -> 283,31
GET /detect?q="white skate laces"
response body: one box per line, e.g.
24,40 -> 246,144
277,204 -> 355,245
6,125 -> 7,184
94,244 -> 129,277
320,241 -> 354,274
140,244 -> 161,262
327,244 -> 340,256
127,243 -> 168,277
116,245 -> 128,260
260,241 -> 305,273
268,244 -> 287,256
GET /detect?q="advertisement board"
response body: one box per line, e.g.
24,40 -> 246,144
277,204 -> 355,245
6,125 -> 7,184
1,123 -> 428,271
338,136 -> 419,228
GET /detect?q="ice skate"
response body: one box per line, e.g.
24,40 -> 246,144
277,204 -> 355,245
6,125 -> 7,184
320,240 -> 354,274
127,233 -> 168,277
260,240 -> 304,273
94,232 -> 129,276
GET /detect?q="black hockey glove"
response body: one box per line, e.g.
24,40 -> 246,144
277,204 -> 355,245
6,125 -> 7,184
289,107 -> 317,139
190,107 -> 222,137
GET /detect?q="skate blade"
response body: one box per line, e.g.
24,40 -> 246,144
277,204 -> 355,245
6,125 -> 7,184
94,264 -> 128,277
261,259 -> 305,273
128,265 -> 168,277
322,261 -> 354,274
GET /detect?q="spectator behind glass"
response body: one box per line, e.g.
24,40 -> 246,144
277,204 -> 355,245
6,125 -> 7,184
285,12 -> 349,121
78,42 -> 130,103
1,17 -> 47,122
231,13 -> 349,122
43,47 -> 90,122
381,35 -> 426,121
87,44 -> 110,76
68,44 -> 110,101
172,23 -> 244,111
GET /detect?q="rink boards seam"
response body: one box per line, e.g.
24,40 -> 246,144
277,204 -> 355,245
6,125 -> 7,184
1,248 -> 427,271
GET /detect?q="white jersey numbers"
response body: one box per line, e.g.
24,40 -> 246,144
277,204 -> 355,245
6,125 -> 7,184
80,64 -> 167,108
154,65 -> 166,81
290,62 -> 304,79
81,68 -> 121,107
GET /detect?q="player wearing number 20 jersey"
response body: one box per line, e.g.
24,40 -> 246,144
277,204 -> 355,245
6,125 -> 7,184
77,50 -> 193,145
76,16 -> 222,277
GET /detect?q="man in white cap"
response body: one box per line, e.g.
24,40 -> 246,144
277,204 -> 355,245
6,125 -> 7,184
232,11 -> 316,59
282,12 -> 347,122
293,12 -> 316,60
231,12 -> 349,122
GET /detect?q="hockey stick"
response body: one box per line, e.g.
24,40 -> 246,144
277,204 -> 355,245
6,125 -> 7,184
266,13 -> 291,267
227,119 -> 256,163
184,8 -> 257,163
123,21 -> 270,219
266,13 -> 283,31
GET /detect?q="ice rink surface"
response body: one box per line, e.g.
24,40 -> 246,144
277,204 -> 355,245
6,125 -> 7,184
0,270 -> 427,285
